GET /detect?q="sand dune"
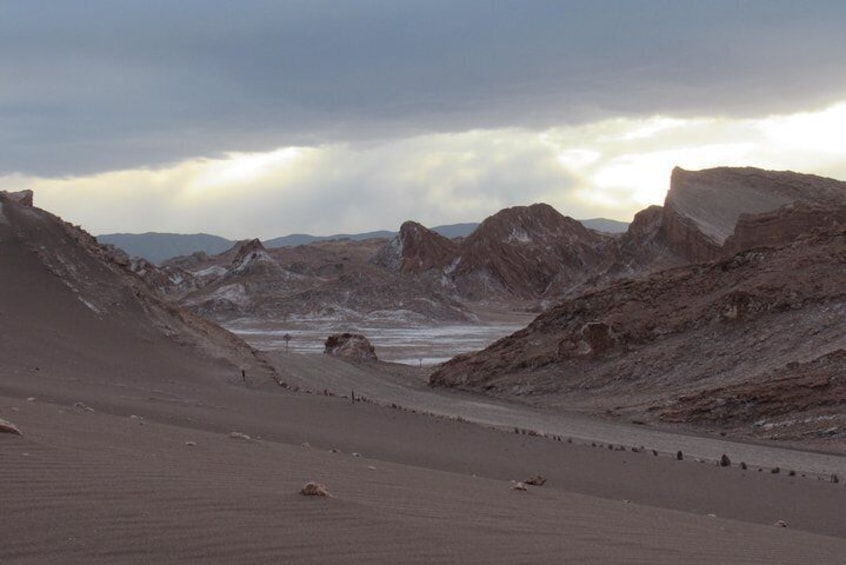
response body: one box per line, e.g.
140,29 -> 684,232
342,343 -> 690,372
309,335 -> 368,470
3,396 -> 846,564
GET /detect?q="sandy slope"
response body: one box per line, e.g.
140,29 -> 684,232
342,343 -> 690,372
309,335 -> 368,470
3,394 -> 846,565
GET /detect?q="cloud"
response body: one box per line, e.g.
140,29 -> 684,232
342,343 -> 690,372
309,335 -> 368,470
2,1 -> 846,177
6,101 -> 845,239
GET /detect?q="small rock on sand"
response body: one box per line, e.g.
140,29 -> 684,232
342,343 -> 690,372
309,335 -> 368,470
511,481 -> 528,491
300,482 -> 331,497
525,475 -> 546,486
775,520 -> 788,528
228,431 -> 251,440
0,418 -> 22,435
185,441 -> 197,447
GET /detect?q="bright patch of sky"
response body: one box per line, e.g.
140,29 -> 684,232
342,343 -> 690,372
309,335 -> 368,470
3,102 -> 843,239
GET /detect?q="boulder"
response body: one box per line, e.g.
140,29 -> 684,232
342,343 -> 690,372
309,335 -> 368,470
300,481 -> 331,497
324,333 -> 378,361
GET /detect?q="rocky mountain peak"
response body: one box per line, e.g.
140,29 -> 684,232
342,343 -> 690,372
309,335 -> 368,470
0,189 -> 34,207
228,238 -> 281,276
452,203 -> 612,298
372,220 -> 458,274
396,220 -> 459,274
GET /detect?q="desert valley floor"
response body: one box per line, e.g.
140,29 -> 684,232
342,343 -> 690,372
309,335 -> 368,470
2,349 -> 846,564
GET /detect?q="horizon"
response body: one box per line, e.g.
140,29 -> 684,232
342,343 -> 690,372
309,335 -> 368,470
2,2 -> 846,239
93,210 -> 629,239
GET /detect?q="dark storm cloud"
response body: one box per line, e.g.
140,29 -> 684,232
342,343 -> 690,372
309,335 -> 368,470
2,0 -> 845,176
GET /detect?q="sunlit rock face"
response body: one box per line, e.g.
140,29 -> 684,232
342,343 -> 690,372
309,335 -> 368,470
661,166 -> 846,262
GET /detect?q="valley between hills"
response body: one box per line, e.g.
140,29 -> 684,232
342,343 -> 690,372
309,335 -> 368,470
2,165 -> 845,563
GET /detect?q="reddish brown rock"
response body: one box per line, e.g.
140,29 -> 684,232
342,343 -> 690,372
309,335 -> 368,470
324,333 -> 378,362
373,221 -> 459,274
430,228 -> 846,445
0,189 -> 34,206
661,167 -> 846,262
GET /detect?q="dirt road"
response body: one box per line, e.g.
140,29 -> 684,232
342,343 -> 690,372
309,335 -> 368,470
269,351 -> 846,478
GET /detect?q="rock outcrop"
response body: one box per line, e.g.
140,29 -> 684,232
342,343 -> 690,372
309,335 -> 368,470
228,239 -> 284,277
373,221 -> 458,274
374,203 -> 614,302
324,333 -> 378,361
661,167 -> 846,262
430,227 -> 846,444
452,204 -> 612,298
0,189 -> 33,206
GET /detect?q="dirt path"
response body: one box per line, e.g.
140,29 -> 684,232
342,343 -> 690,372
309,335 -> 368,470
268,351 -> 846,479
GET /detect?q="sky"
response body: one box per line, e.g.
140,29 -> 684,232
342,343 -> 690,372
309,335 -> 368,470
2,1 -> 846,239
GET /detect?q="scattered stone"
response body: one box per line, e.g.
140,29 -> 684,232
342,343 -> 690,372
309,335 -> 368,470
676,450 -> 684,460
740,462 -> 748,470
0,418 -> 22,435
525,475 -> 547,486
832,474 -> 840,484
301,442 -> 311,448
228,431 -> 251,440
26,397 -> 36,402
707,513 -> 717,518
511,481 -> 528,491
719,454 -> 731,467
300,481 -> 331,497
184,441 -> 197,447
771,467 -> 781,474
329,448 -> 341,454
775,520 -> 788,528
367,465 -> 377,471
352,452 -> 362,458
74,402 -> 95,412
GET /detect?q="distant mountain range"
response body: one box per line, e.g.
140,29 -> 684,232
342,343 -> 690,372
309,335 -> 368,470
98,218 -> 630,264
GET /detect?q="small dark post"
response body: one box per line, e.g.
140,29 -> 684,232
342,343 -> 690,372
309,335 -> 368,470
241,369 -> 246,382
351,389 -> 356,404
283,333 -> 292,353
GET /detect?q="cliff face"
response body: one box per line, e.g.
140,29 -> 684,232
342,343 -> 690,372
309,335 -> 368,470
661,167 -> 846,262
606,205 -> 684,277
725,201 -> 846,253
